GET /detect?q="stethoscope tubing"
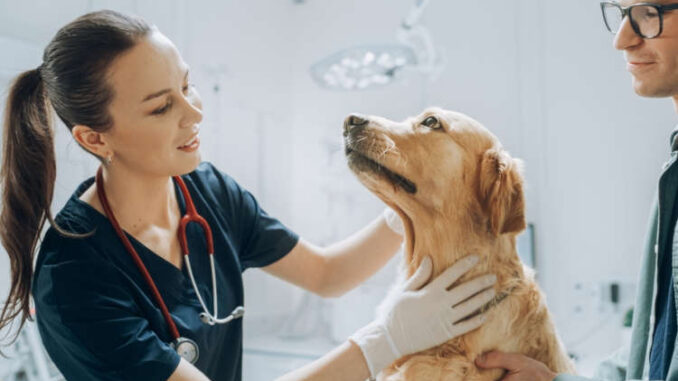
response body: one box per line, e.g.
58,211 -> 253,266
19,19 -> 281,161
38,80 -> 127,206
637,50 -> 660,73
95,167 -> 244,355
95,167 -> 182,341
184,254 -> 217,323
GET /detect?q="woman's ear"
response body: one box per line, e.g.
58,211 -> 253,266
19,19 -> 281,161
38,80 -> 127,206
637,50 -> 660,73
72,125 -> 108,157
478,147 -> 526,235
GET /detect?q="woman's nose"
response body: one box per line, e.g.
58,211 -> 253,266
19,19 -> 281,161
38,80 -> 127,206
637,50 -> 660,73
181,95 -> 203,127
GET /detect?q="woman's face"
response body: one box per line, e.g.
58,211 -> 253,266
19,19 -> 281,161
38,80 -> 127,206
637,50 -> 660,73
100,30 -> 203,177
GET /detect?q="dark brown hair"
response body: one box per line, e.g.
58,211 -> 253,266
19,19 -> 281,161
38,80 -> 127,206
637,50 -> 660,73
0,9 -> 152,351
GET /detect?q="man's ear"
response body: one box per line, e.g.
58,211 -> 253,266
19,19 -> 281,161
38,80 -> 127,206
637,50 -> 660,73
478,147 -> 526,235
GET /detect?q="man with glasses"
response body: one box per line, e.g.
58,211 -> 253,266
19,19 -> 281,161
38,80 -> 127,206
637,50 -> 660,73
473,1 -> 678,380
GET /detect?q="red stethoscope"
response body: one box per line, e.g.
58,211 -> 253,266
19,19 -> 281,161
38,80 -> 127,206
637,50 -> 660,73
95,167 -> 244,364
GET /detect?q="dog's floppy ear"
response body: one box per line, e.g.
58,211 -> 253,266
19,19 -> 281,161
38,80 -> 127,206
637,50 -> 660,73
478,147 -> 526,235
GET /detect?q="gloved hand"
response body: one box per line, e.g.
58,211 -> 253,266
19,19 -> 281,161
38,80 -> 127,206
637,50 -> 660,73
382,207 -> 405,235
349,255 -> 496,379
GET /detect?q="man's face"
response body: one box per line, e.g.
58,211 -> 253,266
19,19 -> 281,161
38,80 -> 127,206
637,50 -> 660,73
614,0 -> 678,97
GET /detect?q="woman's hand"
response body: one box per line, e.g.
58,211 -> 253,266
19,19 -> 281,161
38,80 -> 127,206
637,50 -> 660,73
350,255 -> 497,379
382,207 -> 405,235
475,350 -> 557,381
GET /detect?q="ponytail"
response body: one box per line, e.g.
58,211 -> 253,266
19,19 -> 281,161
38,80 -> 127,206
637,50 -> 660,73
0,67 -> 89,351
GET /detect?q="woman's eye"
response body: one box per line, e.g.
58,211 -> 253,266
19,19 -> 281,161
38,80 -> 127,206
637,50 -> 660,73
152,84 -> 195,115
422,116 -> 441,129
152,101 -> 171,115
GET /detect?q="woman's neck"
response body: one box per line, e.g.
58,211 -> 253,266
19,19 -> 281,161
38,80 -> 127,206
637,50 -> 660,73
82,165 -> 179,234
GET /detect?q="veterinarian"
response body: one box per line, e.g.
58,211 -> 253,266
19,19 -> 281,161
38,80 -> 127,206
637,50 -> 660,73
475,1 -> 678,380
0,10 -> 499,381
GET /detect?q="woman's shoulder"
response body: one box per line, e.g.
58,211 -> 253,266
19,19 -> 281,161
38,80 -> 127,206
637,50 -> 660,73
32,222 -> 121,308
182,161 -> 249,204
35,202 -> 118,284
36,223 -> 107,272
184,161 -> 239,189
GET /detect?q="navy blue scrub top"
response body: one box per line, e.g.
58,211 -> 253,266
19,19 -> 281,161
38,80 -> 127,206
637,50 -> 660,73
32,161 -> 299,381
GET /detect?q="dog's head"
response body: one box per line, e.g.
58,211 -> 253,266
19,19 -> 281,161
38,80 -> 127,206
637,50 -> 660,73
343,107 -> 525,239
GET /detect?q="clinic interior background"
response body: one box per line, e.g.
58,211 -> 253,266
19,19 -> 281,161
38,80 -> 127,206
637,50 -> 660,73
0,0 -> 675,379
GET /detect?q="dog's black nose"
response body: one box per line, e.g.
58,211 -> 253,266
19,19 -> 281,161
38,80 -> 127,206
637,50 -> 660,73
343,113 -> 369,135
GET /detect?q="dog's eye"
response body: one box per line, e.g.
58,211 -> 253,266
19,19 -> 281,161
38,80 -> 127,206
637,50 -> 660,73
421,116 -> 441,129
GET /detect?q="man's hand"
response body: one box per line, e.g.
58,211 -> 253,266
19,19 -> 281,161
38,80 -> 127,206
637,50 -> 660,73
475,351 -> 557,381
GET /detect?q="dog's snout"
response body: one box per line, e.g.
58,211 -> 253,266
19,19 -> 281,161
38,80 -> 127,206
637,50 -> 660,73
343,113 -> 369,136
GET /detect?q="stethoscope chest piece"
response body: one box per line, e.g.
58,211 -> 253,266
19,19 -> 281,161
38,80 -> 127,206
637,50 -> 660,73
171,337 -> 199,364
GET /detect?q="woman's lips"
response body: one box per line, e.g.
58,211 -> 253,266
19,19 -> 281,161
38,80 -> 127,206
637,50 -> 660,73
177,136 -> 200,152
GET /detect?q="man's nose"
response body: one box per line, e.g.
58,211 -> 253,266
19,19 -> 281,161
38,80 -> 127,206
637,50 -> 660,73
614,17 -> 643,51
343,113 -> 369,136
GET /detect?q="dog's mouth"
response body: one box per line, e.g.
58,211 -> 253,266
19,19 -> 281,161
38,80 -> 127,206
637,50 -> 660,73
344,147 -> 417,194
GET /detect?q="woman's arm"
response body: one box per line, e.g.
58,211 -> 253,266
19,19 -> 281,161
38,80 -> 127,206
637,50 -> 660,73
275,341 -> 370,381
167,358 -> 212,381
262,213 -> 403,297
274,256 -> 496,380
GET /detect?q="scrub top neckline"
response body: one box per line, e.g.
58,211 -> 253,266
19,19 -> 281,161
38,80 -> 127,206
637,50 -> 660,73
68,175 -> 190,277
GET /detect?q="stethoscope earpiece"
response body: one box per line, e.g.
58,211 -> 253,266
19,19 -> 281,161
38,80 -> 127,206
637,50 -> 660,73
199,312 -> 213,325
232,306 -> 245,319
198,306 -> 245,326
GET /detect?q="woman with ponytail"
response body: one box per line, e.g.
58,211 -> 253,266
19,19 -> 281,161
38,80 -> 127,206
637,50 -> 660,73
0,9 -> 496,381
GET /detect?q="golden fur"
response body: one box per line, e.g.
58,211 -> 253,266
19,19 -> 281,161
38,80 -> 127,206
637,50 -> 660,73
343,108 -> 576,380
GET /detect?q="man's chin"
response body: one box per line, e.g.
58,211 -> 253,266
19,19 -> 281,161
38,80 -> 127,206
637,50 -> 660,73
632,78 -> 677,98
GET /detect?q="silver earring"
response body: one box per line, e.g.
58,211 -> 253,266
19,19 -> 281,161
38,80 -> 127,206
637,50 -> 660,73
105,155 -> 113,165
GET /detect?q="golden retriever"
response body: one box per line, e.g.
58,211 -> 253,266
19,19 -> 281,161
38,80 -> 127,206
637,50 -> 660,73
342,107 -> 576,380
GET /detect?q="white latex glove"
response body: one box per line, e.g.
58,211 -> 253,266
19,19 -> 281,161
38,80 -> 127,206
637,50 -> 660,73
349,255 -> 496,379
382,207 -> 404,235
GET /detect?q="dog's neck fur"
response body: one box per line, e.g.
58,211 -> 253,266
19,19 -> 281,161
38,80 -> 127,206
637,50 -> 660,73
403,207 -> 525,287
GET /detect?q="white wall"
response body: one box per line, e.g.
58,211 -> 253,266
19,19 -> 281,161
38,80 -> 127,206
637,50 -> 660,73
0,0 -> 676,377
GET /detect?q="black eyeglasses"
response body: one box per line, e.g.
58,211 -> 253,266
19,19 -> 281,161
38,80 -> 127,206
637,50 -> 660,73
600,1 -> 678,38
